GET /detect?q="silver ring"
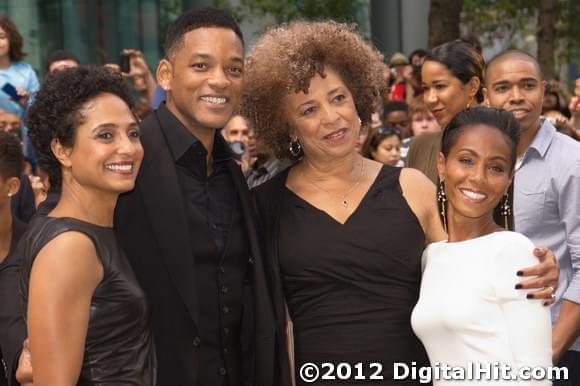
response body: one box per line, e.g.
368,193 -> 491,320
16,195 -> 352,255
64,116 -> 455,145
550,293 -> 556,300
548,286 -> 555,294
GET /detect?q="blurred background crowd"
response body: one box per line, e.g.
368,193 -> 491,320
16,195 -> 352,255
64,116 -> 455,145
1,0 -> 579,204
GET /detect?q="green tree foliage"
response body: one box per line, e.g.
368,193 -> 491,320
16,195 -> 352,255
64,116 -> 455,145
214,0 -> 365,24
462,0 -> 579,66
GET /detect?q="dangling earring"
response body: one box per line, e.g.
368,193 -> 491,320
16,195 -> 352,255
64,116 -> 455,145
500,193 -> 511,230
466,97 -> 474,109
289,137 -> 302,157
437,180 -> 448,233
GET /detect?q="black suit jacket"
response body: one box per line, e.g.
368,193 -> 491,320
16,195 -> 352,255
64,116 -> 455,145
114,109 -> 278,386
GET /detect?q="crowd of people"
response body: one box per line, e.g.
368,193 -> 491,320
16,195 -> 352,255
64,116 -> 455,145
0,6 -> 578,386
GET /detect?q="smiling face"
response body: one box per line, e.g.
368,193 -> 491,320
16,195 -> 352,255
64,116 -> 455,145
285,67 -> 360,161
57,93 -> 143,195
422,60 -> 475,128
158,27 -> 244,134
438,124 -> 513,226
485,57 -> 544,135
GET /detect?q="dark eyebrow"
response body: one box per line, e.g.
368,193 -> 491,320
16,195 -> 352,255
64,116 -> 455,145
519,77 -> 539,83
91,122 -> 138,133
457,148 -> 508,162
328,87 -> 342,96
190,53 -> 244,64
92,123 -> 118,132
491,80 -> 510,87
296,99 -> 315,111
457,148 -> 478,156
190,53 -> 211,60
492,77 -> 539,87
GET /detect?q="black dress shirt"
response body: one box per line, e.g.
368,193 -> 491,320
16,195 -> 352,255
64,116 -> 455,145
157,104 -> 250,386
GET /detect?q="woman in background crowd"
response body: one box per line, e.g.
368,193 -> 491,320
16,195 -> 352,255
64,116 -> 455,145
406,39 -> 484,183
361,126 -> 402,167
0,16 -> 39,165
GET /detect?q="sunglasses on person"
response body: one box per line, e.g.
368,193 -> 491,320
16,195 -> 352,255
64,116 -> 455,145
377,126 -> 401,137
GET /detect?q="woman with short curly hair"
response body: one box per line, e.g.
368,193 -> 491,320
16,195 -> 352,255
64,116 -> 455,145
246,21 -> 447,385
19,66 -> 155,385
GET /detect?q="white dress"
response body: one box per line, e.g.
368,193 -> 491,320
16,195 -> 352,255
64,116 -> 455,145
411,231 -> 552,385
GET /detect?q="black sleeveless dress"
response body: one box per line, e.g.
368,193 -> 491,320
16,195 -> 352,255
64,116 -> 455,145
19,216 -> 156,385
279,166 -> 429,385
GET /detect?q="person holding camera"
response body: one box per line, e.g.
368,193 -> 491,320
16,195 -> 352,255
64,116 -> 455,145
221,114 -> 253,173
0,16 -> 39,168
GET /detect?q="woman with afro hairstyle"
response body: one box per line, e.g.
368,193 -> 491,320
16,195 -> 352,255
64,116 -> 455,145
245,20 -> 446,385
19,66 -> 155,385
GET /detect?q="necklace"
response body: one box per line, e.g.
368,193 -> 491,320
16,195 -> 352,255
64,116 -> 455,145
300,158 -> 365,208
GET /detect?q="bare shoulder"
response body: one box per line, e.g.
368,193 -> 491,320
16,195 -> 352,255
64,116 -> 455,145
399,167 -> 436,194
31,231 -> 103,285
399,168 -> 446,243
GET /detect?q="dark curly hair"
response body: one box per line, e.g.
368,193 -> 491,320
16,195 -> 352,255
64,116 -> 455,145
0,131 -> 23,179
0,15 -> 26,62
26,66 -> 134,189
240,20 -> 385,159
425,40 -> 485,103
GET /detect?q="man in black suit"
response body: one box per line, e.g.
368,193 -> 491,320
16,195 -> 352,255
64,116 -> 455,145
114,8 -> 277,386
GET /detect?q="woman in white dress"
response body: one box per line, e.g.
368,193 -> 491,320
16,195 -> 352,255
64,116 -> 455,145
411,107 -> 552,385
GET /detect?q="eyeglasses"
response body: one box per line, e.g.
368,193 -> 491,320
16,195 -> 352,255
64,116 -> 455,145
377,126 -> 401,137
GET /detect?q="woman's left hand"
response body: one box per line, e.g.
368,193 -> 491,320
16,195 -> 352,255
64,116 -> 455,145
515,246 -> 559,305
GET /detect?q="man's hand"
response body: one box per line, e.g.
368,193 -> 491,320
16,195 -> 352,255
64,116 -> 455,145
552,300 -> 580,364
15,338 -> 33,386
516,246 -> 559,305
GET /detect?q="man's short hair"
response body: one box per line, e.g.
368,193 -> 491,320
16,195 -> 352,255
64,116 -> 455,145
384,101 -> 409,116
0,131 -> 23,179
485,49 -> 543,82
164,7 -> 243,61
45,50 -> 80,72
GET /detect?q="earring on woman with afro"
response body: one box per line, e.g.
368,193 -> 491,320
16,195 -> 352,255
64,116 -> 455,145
289,136 -> 302,157
437,180 -> 448,233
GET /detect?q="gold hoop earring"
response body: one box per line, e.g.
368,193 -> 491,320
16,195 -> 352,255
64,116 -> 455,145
500,193 -> 511,230
437,180 -> 448,233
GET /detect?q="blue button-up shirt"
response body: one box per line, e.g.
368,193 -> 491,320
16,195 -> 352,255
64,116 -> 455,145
514,118 -> 580,352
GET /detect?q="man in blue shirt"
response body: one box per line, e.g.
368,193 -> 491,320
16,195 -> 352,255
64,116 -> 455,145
486,49 -> 580,385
